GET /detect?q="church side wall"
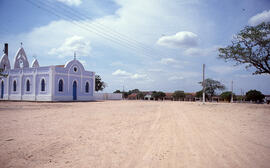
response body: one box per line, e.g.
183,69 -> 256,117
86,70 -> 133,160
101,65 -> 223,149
0,67 -> 52,101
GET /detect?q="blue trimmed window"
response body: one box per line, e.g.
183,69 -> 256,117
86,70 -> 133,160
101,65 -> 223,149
41,79 -> 45,91
13,80 -> 16,92
26,80 -> 30,92
85,82 -> 89,93
58,79 -> 63,92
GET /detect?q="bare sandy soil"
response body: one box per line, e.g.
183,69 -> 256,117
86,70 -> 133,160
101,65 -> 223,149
0,100 -> 270,168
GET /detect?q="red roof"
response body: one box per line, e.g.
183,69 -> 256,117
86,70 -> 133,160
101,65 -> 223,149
165,93 -> 173,98
128,93 -> 137,98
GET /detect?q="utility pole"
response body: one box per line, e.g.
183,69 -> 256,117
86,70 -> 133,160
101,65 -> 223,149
231,80 -> 234,103
203,64 -> 205,104
122,85 -> 125,100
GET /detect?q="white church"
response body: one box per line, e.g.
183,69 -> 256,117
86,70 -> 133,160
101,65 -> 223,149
0,43 -> 95,101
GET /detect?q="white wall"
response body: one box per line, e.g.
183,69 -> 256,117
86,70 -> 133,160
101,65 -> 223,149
94,93 -> 122,100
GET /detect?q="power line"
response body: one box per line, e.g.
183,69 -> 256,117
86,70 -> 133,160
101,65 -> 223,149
24,0 -> 159,58
48,0 -> 157,55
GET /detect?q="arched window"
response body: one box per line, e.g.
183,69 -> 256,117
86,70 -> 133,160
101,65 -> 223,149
41,79 -> 45,91
58,79 -> 63,92
13,80 -> 17,92
26,80 -> 30,92
1,81 -> 4,98
85,82 -> 89,93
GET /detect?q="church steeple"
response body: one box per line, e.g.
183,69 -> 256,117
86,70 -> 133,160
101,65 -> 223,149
0,43 -> 11,70
14,43 -> 29,69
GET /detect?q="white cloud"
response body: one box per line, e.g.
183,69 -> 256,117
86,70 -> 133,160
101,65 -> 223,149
148,68 -> 163,72
112,69 -> 131,76
158,58 -> 183,68
9,0 -> 206,60
159,58 -> 177,64
56,0 -> 82,6
157,31 -> 199,48
248,10 -> 270,26
168,76 -> 184,81
48,35 -> 91,58
112,69 -> 148,80
209,65 -> 240,74
184,45 -> 220,56
110,61 -> 125,67
131,73 -> 147,79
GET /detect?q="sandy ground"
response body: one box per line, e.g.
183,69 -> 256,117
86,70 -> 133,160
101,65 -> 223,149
0,101 -> 270,168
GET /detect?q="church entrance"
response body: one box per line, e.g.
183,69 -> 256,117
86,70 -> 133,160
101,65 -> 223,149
73,81 -> 77,100
1,81 -> 4,99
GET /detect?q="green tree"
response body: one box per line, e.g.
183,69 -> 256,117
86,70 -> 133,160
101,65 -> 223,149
220,91 -> 236,102
195,90 -> 209,100
137,92 -> 146,100
245,90 -> 265,102
159,92 -> 166,100
218,22 -> 270,75
95,75 -> 106,92
113,90 -> 121,93
122,92 -> 129,99
195,90 -> 203,98
152,91 -> 166,100
130,89 -> 140,93
199,78 -> 225,99
172,90 -> 185,101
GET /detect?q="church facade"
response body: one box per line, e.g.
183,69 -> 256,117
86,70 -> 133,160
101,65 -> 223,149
0,44 -> 95,101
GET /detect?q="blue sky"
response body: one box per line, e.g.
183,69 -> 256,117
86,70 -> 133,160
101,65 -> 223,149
0,0 -> 270,94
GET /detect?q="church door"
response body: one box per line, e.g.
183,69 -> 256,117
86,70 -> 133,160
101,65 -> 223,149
73,81 -> 77,100
1,81 -> 4,99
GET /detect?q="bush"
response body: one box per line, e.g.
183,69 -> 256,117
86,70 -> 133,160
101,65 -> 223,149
152,91 -> 166,100
220,91 -> 235,102
173,90 -> 185,101
245,90 -> 265,102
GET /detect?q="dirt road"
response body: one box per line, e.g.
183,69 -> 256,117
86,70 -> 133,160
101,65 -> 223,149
0,101 -> 270,168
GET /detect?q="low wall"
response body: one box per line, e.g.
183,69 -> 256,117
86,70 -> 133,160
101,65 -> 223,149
94,93 -> 122,100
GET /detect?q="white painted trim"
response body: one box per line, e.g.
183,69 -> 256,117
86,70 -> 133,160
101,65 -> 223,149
20,71 -> 23,100
93,72 -> 95,93
72,79 -> 79,87
7,75 -> 9,100
36,95 -> 52,101
55,72 -> 94,78
33,68 -> 37,101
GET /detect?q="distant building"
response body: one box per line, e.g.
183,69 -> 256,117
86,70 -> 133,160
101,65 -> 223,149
0,43 -> 95,101
128,93 -> 137,100
265,95 -> 270,104
164,93 -> 173,101
144,92 -> 153,100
